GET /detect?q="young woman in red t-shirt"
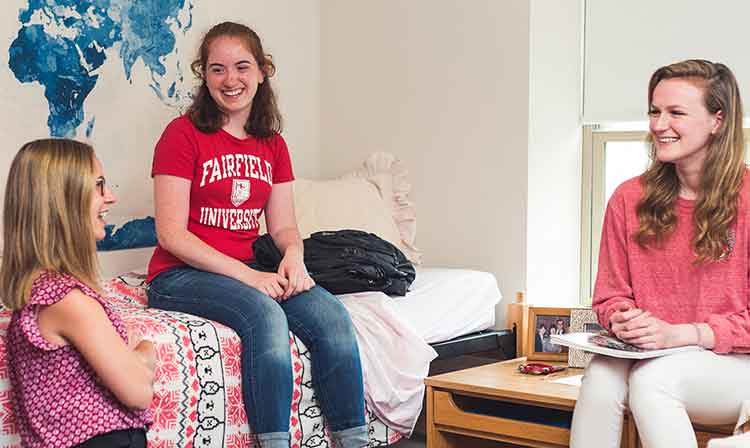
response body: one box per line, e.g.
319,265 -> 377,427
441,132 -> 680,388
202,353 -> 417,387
570,60 -> 750,447
146,22 -> 367,448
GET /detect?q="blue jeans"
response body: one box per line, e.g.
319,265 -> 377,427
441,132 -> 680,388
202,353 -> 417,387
147,266 -> 367,448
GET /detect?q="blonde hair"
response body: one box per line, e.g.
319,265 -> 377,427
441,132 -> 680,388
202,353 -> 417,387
635,60 -> 746,263
1,139 -> 101,310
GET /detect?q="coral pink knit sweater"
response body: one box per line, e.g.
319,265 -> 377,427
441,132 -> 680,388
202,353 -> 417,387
593,174 -> 750,354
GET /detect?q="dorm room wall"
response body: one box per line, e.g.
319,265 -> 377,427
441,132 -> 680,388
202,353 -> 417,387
526,0 -> 583,307
319,0 -> 531,326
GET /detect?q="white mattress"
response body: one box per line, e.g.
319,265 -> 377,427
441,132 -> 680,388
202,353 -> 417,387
339,267 -> 502,344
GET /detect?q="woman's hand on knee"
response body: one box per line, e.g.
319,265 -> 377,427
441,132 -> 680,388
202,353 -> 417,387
277,253 -> 315,300
242,268 -> 288,300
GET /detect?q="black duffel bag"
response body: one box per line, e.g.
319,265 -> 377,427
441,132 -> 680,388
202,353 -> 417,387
253,229 -> 416,296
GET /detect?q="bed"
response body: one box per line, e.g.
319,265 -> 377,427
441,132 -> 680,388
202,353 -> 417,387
0,153 -> 504,447
387,267 -> 501,344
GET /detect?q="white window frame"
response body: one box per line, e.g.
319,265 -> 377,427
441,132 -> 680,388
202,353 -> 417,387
579,126 -> 647,304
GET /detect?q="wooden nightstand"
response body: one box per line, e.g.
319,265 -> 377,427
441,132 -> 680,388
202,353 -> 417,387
424,357 -> 634,448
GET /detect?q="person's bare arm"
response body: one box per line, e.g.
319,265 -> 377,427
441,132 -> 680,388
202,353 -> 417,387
39,290 -> 155,409
265,181 -> 313,299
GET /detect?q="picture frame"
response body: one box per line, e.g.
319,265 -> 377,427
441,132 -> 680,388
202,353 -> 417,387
568,308 -> 605,368
525,307 -> 571,362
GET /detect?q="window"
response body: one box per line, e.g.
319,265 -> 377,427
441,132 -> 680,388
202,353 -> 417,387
579,127 -> 647,303
580,125 -> 750,303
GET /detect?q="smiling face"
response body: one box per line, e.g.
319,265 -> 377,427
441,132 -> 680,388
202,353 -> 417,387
649,78 -> 723,172
204,35 -> 265,127
90,157 -> 116,241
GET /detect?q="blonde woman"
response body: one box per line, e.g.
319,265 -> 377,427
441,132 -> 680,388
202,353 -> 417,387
1,139 -> 155,448
570,60 -> 750,447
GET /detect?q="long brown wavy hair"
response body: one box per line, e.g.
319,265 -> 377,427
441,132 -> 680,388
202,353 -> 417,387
1,139 -> 101,310
635,60 -> 745,263
188,22 -> 282,138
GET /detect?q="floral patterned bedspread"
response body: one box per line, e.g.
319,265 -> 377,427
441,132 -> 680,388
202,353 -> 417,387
0,274 -> 402,447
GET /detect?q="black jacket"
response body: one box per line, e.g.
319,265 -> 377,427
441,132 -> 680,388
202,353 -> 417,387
253,229 -> 416,296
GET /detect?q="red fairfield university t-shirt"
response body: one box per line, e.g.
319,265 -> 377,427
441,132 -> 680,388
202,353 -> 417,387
147,116 -> 294,282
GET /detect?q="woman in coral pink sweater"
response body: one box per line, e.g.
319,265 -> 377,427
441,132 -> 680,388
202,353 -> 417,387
570,60 -> 750,448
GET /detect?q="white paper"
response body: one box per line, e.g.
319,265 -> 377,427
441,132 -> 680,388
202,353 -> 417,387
550,374 -> 583,387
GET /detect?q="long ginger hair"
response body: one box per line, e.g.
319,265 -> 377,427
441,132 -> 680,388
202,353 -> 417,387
0,139 -> 101,310
635,60 -> 745,263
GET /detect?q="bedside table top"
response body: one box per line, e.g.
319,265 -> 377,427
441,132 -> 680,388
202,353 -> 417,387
424,357 -> 583,410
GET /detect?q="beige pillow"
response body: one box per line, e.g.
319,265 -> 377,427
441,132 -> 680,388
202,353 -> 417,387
344,152 -> 420,262
292,177 -> 419,260
260,153 -> 422,264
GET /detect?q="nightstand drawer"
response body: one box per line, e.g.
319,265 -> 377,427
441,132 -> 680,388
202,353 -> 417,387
432,389 -> 572,447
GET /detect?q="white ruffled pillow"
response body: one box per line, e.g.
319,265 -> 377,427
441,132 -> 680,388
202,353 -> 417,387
261,152 -> 422,264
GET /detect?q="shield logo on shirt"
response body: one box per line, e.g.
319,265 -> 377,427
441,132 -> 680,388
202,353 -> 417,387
231,179 -> 250,207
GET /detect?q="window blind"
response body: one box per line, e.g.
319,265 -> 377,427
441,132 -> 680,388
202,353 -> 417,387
583,0 -> 750,123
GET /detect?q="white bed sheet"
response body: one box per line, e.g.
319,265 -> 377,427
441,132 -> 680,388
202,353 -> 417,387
339,267 -> 502,344
388,267 -> 502,343
334,266 -> 503,434
339,293 -> 437,435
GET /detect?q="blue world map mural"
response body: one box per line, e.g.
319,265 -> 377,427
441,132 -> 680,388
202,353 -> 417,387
9,0 -> 193,137
7,0 -> 195,250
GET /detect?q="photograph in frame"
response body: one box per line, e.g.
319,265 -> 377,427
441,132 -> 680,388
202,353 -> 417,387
526,307 -> 571,362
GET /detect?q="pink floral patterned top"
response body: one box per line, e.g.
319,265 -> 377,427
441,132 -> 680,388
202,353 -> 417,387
6,271 -> 152,448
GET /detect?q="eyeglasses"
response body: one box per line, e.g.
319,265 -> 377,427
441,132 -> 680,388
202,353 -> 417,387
95,176 -> 106,196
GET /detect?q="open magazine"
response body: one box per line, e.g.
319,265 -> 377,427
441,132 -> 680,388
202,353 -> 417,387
550,332 -> 703,360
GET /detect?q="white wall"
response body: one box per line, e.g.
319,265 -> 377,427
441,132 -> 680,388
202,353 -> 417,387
526,0 -> 583,306
252,2 -> 322,178
584,0 -> 750,123
320,0 -> 531,325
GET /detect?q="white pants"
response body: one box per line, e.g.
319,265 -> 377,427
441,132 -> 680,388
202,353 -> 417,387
569,351 -> 750,448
